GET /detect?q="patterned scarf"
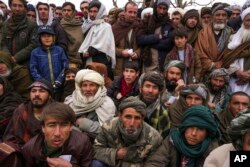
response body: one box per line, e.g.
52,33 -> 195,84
120,78 -> 133,97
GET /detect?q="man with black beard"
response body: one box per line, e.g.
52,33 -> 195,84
206,68 -> 231,112
137,71 -> 171,138
195,3 -> 233,79
0,80 -> 54,167
93,96 -> 162,167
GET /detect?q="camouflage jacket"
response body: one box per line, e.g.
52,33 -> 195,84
93,117 -> 162,167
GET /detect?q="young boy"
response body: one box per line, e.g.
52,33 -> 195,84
164,27 -> 201,84
30,25 -> 68,99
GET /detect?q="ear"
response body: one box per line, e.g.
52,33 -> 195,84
42,126 -> 45,133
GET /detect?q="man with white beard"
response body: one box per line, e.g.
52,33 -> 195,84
64,69 -> 116,139
195,3 -> 233,80
222,7 -> 250,95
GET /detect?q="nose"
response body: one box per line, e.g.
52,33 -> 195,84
191,128 -> 197,136
53,125 -> 61,136
238,103 -> 244,111
129,118 -> 135,127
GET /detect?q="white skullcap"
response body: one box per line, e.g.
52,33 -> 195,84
241,7 -> 250,20
141,7 -> 153,19
75,69 -> 104,89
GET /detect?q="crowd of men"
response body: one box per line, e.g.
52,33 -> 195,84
1,0 -> 250,166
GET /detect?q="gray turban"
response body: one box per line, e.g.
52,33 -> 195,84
180,83 -> 209,102
209,68 -> 230,83
164,60 -> 186,74
119,96 -> 146,117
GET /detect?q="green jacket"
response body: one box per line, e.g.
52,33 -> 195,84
94,117 -> 162,167
1,17 -> 36,65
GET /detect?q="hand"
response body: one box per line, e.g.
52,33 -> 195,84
76,117 -> 85,127
130,52 -> 138,59
47,157 -> 72,167
11,56 -> 16,63
236,79 -> 248,85
208,102 -> 216,110
116,147 -> 128,160
53,81 -> 62,89
175,79 -> 185,92
214,61 -> 222,69
82,51 -> 89,58
116,92 -> 123,100
121,49 -> 131,58
236,71 -> 250,81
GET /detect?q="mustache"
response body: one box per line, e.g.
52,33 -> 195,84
32,96 -> 42,101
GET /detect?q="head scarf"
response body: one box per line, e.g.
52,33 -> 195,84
182,9 -> 199,25
228,109 -> 250,150
170,105 -> 220,167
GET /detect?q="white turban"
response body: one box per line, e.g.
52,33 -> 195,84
241,7 -> 250,20
75,69 -> 104,89
141,7 -> 153,19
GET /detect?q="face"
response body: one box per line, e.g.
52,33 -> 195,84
65,72 -> 76,81
174,36 -> 187,49
166,66 -> 182,82
40,33 -> 53,47
119,107 -> 143,134
80,2 -> 89,18
243,131 -> 250,151
210,76 -> 225,92
89,7 -> 98,21
213,10 -> 227,25
81,81 -> 99,97
243,14 -> 250,30
186,16 -> 198,28
156,4 -> 168,18
38,4 -> 49,21
230,9 -> 241,19
123,68 -> 139,85
0,3 -> 7,10
11,0 -> 26,15
185,94 -> 203,107
172,14 -> 181,27
201,14 -> 212,25
62,5 -> 74,18
228,95 -> 250,117
27,11 -> 36,21
75,15 -> 83,22
184,127 -> 207,145
55,9 -> 63,19
124,4 -> 138,22
42,117 -> 72,150
0,84 -> 3,96
30,87 -> 50,108
140,81 -> 160,103
0,63 -> 10,76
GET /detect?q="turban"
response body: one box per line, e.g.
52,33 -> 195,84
119,96 -> 146,117
200,7 -> 212,17
241,7 -> 250,20
180,83 -> 209,102
141,71 -> 165,91
164,60 -> 186,74
182,9 -> 199,24
209,68 -> 230,83
212,3 -> 230,15
75,69 -> 104,89
156,0 -> 170,8
180,105 -> 220,138
141,7 -> 153,19
228,109 -> 250,150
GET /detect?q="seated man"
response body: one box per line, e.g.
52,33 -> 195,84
206,68 -> 231,112
216,91 -> 250,145
107,61 -> 140,107
169,83 -> 209,128
93,96 -> 162,167
22,102 -> 93,167
204,108 -> 250,166
145,105 -> 220,167
64,69 -> 116,138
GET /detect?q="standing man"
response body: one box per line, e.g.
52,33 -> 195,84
112,1 -> 141,76
61,2 -> 84,68
137,0 -> 174,72
80,0 -> 89,22
64,69 -> 116,138
195,3 -> 233,79
22,102 -> 93,167
93,96 -> 162,167
0,0 -> 36,66
200,7 -> 212,27
79,0 -> 116,79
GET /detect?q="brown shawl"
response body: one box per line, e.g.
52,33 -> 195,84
187,26 -> 201,47
222,42 -> 250,68
112,17 -> 141,44
195,24 -> 232,73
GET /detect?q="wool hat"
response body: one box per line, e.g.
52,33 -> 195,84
28,79 -> 54,95
75,69 -> 104,89
241,7 -> 250,20
156,0 -> 171,8
200,7 -> 212,17
119,96 -> 146,117
182,9 -> 199,24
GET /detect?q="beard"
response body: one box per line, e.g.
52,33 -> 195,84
208,82 -> 224,94
32,97 -> 49,108
0,69 -> 11,77
213,23 -> 225,31
165,79 -> 177,92
241,25 -> 250,43
82,95 -> 95,103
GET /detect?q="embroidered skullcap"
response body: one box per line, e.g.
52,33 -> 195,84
75,69 -> 104,88
119,96 -> 146,117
